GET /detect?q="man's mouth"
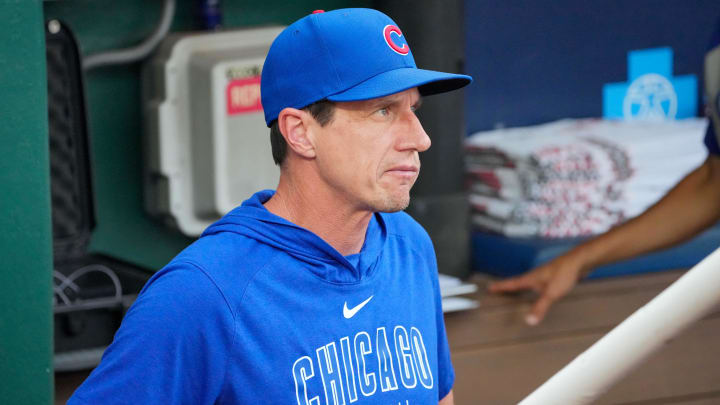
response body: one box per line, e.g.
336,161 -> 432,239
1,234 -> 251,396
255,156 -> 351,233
385,165 -> 419,179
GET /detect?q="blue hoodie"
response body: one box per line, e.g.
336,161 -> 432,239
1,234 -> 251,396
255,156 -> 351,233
69,190 -> 454,404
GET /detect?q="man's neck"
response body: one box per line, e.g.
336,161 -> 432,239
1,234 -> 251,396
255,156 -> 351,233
264,171 -> 373,256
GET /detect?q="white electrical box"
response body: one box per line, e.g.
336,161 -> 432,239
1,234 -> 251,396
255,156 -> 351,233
143,27 -> 283,236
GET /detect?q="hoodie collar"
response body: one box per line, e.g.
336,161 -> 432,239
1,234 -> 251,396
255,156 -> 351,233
201,190 -> 387,284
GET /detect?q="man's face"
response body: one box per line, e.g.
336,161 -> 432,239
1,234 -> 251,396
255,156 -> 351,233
310,88 -> 430,213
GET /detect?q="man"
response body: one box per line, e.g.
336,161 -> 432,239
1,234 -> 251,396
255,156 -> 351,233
70,8 -> 471,404
490,24 -> 720,326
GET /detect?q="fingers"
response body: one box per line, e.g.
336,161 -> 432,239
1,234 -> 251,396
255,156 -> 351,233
525,294 -> 555,326
490,279 -> 556,326
487,263 -> 572,326
488,274 -> 538,293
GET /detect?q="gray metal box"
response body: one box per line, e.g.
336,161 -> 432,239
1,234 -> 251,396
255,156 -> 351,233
143,27 -> 283,235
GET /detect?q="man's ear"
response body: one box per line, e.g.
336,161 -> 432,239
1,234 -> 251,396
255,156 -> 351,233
277,108 -> 316,159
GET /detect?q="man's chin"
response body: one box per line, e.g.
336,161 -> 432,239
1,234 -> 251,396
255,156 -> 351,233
373,193 -> 411,213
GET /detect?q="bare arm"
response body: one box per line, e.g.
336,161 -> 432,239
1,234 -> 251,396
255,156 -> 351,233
490,155 -> 720,324
576,155 -> 720,267
439,389 -> 454,405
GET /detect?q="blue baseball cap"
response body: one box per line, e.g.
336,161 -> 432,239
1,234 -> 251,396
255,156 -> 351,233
260,8 -> 473,126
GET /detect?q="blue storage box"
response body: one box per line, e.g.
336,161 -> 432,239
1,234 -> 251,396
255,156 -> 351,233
471,223 -> 720,279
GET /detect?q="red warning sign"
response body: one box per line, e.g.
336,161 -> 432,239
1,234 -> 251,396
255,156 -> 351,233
227,76 -> 262,115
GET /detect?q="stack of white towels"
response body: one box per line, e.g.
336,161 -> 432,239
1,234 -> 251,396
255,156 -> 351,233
465,118 -> 708,238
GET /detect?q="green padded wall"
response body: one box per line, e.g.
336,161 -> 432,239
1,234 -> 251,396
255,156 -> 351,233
0,2 -> 373,403
0,1 -> 54,403
44,0 -> 372,271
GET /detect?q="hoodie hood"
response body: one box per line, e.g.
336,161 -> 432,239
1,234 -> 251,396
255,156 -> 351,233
201,190 -> 387,284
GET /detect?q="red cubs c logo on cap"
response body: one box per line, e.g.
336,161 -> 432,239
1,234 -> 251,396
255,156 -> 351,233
383,25 -> 409,55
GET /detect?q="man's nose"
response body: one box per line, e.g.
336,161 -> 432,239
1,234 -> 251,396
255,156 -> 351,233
398,110 -> 431,152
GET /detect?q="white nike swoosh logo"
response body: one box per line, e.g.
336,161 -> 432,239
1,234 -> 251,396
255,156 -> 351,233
343,295 -> 374,319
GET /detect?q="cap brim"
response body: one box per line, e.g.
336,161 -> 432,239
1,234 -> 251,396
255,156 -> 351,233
326,67 -> 472,102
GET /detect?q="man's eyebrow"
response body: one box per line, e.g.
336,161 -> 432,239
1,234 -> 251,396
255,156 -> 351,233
367,93 -> 422,108
367,95 -> 399,108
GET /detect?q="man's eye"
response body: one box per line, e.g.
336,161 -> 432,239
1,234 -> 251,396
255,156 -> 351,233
376,108 -> 389,116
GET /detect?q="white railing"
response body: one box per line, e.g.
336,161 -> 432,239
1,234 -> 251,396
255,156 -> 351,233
519,247 -> 720,405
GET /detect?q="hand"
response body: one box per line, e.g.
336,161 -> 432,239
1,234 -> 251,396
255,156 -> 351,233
488,252 -> 588,325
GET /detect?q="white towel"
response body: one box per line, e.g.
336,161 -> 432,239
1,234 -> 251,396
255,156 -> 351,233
465,118 -> 708,238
